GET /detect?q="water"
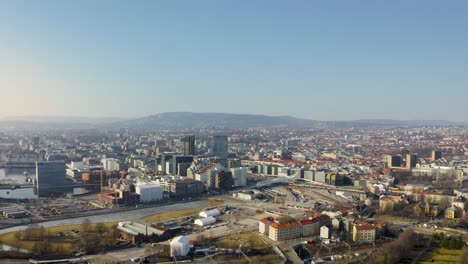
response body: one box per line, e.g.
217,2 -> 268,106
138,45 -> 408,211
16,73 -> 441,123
0,168 -> 35,184
0,169 -> 92,199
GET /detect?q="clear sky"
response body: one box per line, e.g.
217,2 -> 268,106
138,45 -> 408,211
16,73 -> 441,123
1,0 -> 467,121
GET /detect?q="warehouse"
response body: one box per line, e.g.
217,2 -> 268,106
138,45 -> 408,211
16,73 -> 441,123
117,221 -> 171,244
194,216 -> 216,226
0,205 -> 29,219
199,208 -> 220,218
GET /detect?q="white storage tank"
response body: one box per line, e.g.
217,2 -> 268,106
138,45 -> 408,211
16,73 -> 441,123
194,216 -> 216,226
136,183 -> 163,203
170,236 -> 190,257
199,209 -> 220,218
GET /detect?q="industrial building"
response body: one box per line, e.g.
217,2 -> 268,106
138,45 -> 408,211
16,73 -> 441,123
199,208 -> 220,218
117,221 -> 171,244
232,191 -> 260,200
99,184 -> 140,206
194,216 -> 216,226
0,205 -> 29,219
170,236 -> 191,257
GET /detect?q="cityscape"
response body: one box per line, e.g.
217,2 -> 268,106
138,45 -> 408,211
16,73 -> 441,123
0,117 -> 467,263
1,1 -> 468,264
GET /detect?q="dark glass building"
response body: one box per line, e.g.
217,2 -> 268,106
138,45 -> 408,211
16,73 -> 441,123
212,135 -> 228,158
182,135 -> 195,156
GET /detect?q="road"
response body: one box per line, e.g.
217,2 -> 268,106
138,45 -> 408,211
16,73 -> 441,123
0,200 -> 207,234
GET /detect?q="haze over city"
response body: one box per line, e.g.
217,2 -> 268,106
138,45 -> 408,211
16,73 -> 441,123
1,1 -> 467,121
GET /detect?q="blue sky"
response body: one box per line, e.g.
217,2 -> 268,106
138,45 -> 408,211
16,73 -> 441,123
1,1 -> 467,121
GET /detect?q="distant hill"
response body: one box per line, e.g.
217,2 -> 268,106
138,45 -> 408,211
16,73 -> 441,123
112,112 -> 319,129
1,113 -> 466,130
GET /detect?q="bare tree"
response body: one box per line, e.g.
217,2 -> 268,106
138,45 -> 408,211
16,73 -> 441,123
82,218 -> 92,234
13,230 -> 22,241
95,222 -> 108,235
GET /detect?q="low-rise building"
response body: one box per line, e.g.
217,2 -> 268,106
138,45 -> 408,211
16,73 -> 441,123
117,221 -> 170,244
259,217 -> 274,236
301,219 -> 320,236
199,209 -> 220,218
352,222 -> 376,243
445,207 -> 456,219
269,221 -> 302,241
194,216 -> 216,226
320,226 -> 330,239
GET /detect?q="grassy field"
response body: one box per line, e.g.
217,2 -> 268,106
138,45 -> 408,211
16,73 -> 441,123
0,222 -> 117,254
140,198 -> 224,223
418,248 -> 462,264
215,232 -> 268,249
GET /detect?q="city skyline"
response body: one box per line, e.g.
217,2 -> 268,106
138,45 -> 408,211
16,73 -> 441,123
1,1 -> 467,121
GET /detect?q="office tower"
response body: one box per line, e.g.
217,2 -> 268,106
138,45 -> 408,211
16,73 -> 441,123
171,156 -> 194,176
406,154 -> 418,169
182,135 -> 195,156
36,161 -> 66,190
160,154 -> 173,174
212,135 -> 228,158
431,150 -> 442,161
387,155 -> 402,168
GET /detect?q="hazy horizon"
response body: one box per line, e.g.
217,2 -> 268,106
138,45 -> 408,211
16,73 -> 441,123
1,1 -> 467,121
0,112 -> 467,123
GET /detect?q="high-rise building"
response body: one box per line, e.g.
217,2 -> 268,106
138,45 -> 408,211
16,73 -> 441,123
182,135 -> 195,156
431,150 -> 442,161
159,154 -> 173,174
215,171 -> 234,190
387,155 -> 402,168
32,136 -> 40,146
212,135 -> 228,158
171,156 -> 194,176
406,154 -> 418,169
101,158 -> 120,172
35,161 -> 67,191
